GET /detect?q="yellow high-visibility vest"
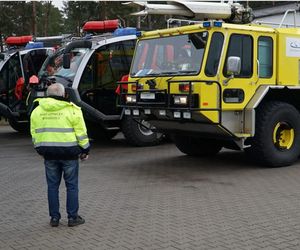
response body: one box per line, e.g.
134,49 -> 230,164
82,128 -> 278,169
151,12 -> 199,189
30,97 -> 89,150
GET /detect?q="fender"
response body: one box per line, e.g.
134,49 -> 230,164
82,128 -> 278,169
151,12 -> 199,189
0,103 -> 16,120
244,85 -> 300,136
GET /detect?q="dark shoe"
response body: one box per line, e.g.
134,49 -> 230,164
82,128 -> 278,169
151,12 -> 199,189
50,217 -> 59,227
68,215 -> 85,227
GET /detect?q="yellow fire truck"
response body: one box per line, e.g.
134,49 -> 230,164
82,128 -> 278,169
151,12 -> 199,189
120,8 -> 300,167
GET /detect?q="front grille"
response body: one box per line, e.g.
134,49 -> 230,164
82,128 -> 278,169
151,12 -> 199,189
137,92 -> 166,106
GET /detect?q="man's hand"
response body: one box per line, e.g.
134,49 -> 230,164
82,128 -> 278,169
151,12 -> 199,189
80,153 -> 89,161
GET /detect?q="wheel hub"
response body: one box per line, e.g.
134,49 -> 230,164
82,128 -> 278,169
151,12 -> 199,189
137,120 -> 154,136
273,122 -> 294,150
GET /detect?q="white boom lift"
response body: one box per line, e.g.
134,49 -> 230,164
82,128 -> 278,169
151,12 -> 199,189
124,0 -> 253,23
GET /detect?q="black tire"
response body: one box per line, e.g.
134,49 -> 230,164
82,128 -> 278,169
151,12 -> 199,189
172,135 -> 222,156
245,101 -> 300,167
86,121 -> 118,141
121,116 -> 163,146
8,119 -> 29,133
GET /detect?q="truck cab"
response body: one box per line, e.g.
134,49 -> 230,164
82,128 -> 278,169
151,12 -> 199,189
121,16 -> 300,166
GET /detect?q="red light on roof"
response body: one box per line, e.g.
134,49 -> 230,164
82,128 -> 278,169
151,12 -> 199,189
83,20 -> 120,33
5,35 -> 33,46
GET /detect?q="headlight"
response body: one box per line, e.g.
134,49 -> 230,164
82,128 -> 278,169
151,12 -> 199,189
183,112 -> 191,119
174,95 -> 188,105
144,109 -> 151,114
179,83 -> 193,92
126,95 -> 137,103
133,109 -> 140,116
159,110 -> 166,116
124,109 -> 131,115
174,111 -> 181,118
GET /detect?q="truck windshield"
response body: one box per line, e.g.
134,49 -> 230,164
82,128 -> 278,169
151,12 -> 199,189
131,31 -> 208,77
39,48 -> 88,80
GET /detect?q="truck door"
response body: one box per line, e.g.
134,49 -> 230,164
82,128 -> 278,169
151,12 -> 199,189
220,33 -> 255,110
79,39 -> 135,116
0,53 -> 23,109
220,33 -> 275,110
22,49 -> 53,84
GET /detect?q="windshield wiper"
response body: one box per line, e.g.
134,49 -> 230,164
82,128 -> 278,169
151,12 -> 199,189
178,70 -> 198,74
162,71 -> 178,75
147,72 -> 180,77
145,72 -> 161,77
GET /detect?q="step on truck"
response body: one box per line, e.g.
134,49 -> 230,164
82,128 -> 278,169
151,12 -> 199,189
120,5 -> 300,166
37,20 -> 162,146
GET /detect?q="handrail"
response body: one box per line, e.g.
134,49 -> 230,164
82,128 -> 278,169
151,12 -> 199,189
255,21 -> 300,28
255,9 -> 299,28
279,9 -> 297,28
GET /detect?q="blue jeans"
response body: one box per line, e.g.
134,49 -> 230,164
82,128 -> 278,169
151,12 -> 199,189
45,159 -> 79,219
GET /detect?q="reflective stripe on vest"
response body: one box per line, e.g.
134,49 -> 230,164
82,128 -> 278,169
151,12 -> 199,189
77,135 -> 88,141
81,142 -> 90,149
34,141 -> 78,147
35,128 -> 75,133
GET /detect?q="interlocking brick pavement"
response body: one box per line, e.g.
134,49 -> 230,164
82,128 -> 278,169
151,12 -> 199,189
0,125 -> 300,250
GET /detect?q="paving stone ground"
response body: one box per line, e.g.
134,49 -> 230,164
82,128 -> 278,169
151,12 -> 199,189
0,125 -> 299,250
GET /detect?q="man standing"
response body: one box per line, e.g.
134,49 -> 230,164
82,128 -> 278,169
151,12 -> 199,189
30,83 -> 90,227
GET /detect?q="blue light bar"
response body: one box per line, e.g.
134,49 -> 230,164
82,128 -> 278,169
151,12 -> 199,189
213,21 -> 223,27
113,27 -> 138,37
136,31 -> 142,37
25,42 -> 44,49
83,34 -> 92,40
203,21 -> 211,28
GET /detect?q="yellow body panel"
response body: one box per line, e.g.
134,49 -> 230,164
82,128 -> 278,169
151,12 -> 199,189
127,22 -> 300,135
276,28 -> 300,85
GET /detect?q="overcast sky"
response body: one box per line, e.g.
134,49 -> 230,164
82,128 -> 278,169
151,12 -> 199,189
51,0 -> 101,10
52,0 -> 64,10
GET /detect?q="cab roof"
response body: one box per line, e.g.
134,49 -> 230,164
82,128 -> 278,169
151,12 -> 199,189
139,21 -> 300,39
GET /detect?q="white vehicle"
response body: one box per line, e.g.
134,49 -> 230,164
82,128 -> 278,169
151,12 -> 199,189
37,20 -> 163,146
0,38 -> 55,132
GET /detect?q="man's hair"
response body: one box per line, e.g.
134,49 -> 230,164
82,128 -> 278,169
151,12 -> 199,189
47,83 -> 65,97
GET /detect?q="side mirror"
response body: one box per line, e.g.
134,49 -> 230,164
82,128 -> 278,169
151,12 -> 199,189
29,75 -> 39,85
227,56 -> 241,76
63,53 -> 71,69
223,56 -> 241,86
